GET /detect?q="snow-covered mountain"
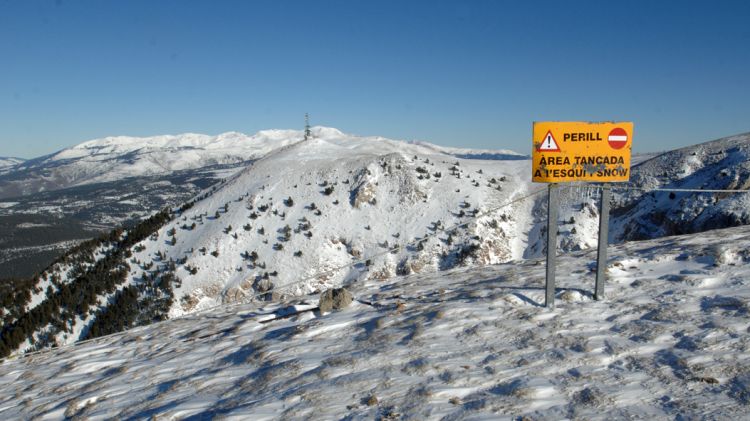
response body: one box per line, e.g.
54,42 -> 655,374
0,130 -> 302,199
2,129 -> 749,359
137,132 -> 536,318
2,225 -> 749,419
408,140 -> 528,161
526,132 -> 750,255
612,132 -> 750,241
0,127 -> 528,278
0,157 -> 25,170
0,128 -> 530,200
1,128 -> 537,356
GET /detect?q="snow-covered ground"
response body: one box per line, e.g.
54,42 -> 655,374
2,225 -> 749,419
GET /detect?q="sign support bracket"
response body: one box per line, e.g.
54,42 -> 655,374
595,184 -> 611,300
545,183 -> 558,308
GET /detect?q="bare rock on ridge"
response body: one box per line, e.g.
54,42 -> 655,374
319,288 -> 353,313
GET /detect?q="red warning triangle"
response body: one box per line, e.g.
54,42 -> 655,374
537,130 -> 561,152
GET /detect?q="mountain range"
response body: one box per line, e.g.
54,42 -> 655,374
0,130 -> 302,199
0,157 -> 25,170
1,128 -> 749,359
1,127 -> 750,419
0,129 -> 530,279
0,131 -> 309,279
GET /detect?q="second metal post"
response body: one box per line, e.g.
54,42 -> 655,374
595,185 -> 611,300
545,183 -> 558,308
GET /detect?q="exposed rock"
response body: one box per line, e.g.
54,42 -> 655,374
180,294 -> 200,312
223,287 -> 245,304
202,283 -> 223,299
368,264 -> 395,281
239,279 -> 253,290
573,386 -> 605,406
254,278 -> 274,293
319,288 -> 353,313
351,182 -> 377,208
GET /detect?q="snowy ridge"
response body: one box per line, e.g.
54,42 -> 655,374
0,157 -> 25,171
409,140 -> 528,160
2,226 -> 749,419
524,131 -> 750,256
0,128 -> 531,199
0,129 -> 305,198
611,132 -> 750,241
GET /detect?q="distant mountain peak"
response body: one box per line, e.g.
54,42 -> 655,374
0,156 -> 26,166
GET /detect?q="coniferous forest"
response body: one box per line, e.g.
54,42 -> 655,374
0,204 -> 187,358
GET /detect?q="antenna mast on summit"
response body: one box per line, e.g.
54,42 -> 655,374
304,113 -> 311,140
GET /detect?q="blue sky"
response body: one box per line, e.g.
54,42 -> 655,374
1,0 -> 748,158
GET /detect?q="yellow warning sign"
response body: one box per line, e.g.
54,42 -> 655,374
532,121 -> 633,183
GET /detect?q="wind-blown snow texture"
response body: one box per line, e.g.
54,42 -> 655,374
2,226 -> 749,419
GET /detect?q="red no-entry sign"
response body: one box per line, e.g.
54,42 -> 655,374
608,127 -> 628,150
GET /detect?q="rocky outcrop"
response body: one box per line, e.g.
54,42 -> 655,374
319,288 -> 353,312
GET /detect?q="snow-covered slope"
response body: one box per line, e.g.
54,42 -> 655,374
2,225 -> 749,420
0,157 -> 25,171
124,131 -> 537,318
4,129 -> 750,359
0,128 -> 539,355
0,130 -> 303,198
612,132 -> 750,241
525,132 -> 750,255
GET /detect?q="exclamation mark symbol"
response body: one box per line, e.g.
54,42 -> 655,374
546,134 -> 551,149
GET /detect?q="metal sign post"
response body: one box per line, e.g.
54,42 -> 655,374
532,121 -> 633,307
595,185 -> 611,300
545,184 -> 559,308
